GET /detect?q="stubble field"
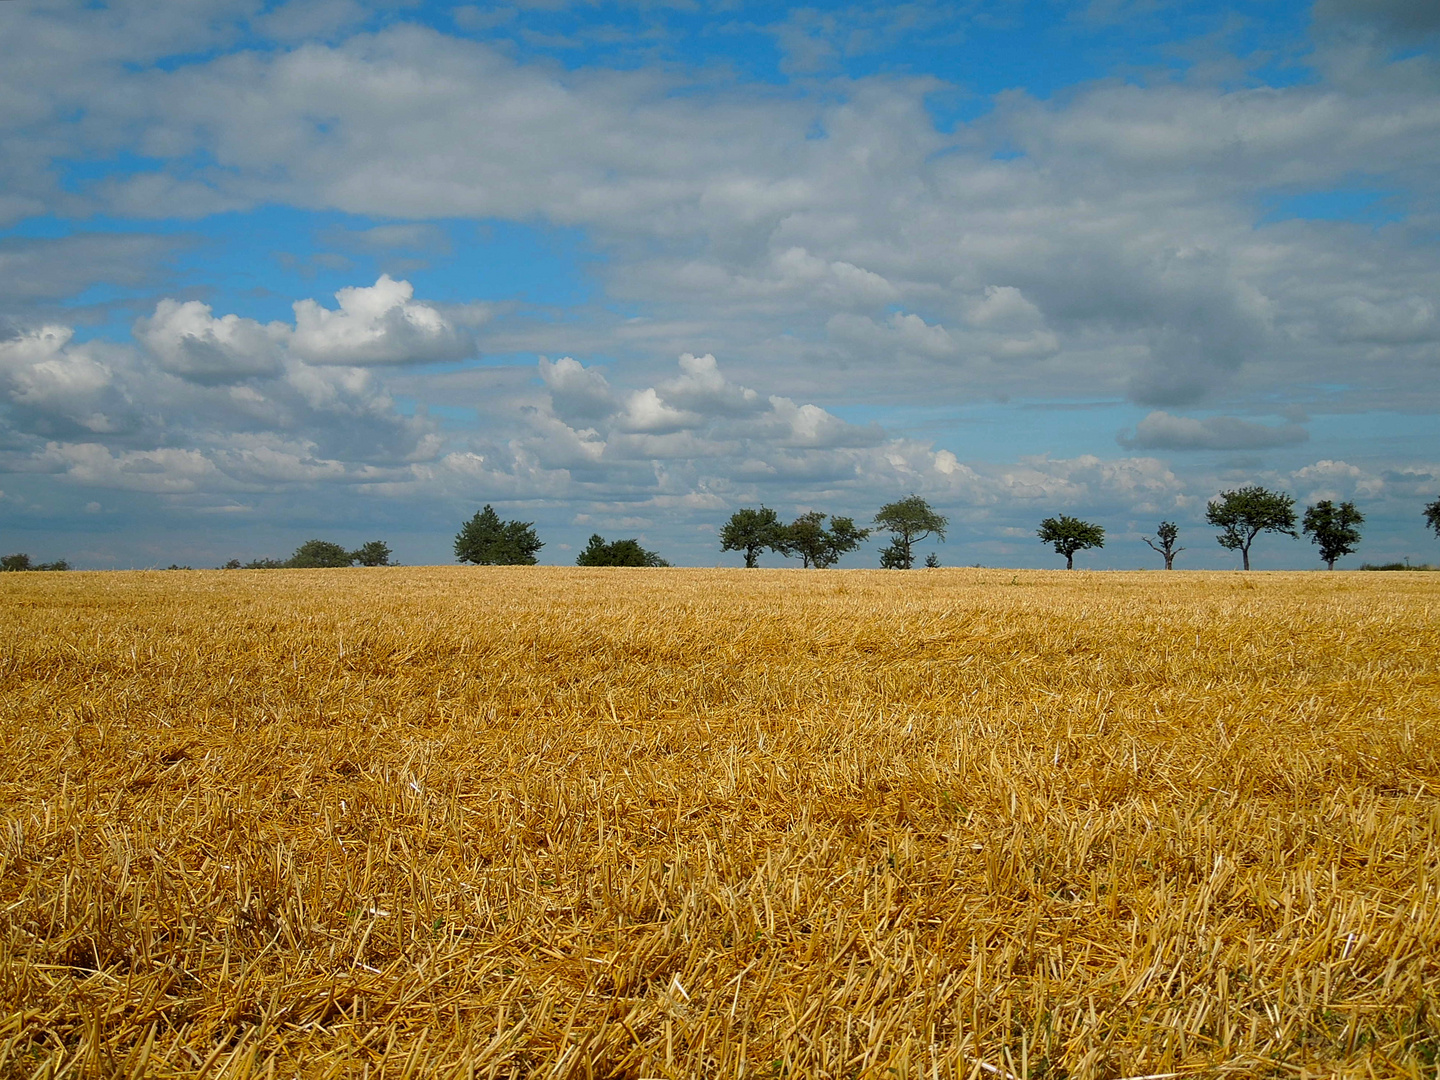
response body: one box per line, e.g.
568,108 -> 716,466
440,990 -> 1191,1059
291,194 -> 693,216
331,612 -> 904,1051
0,567 -> 1437,1079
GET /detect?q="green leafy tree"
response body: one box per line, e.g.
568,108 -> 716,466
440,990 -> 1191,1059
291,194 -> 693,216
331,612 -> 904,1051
1303,500 -> 1364,570
873,495 -> 947,570
243,557 -> 287,569
782,512 -> 871,568
719,506 -> 786,568
287,539 -> 356,568
576,534 -> 669,567
1206,486 -> 1297,570
1036,515 -> 1105,569
924,552 -> 940,568
222,559 -> 243,570
1143,521 -> 1184,569
454,505 -> 544,565
352,540 -> 393,566
1425,498 -> 1440,540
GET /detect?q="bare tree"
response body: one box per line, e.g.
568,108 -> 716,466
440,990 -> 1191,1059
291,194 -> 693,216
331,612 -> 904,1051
1143,521 -> 1184,569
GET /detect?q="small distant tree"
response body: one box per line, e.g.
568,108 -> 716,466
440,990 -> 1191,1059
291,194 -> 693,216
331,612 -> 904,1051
1037,515 -> 1105,569
455,505 -> 543,565
243,557 -> 287,569
1303,500 -> 1364,570
1206,486 -> 1297,570
576,534 -> 669,567
352,540 -> 393,567
924,552 -> 940,568
873,495 -> 947,570
287,539 -> 355,568
719,506 -> 786,568
1425,498 -> 1440,540
1,554 -> 69,571
222,559 -> 243,570
781,512 -> 871,568
1143,521 -> 1184,569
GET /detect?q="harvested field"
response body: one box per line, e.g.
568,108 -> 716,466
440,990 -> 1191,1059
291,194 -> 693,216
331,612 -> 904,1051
0,567 -> 1437,1078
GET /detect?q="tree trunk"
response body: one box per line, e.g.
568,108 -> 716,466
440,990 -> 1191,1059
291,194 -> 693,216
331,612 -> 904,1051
1326,558 -> 1336,570
1066,553 -> 1074,569
1164,555 -> 1174,570
1241,547 -> 1251,570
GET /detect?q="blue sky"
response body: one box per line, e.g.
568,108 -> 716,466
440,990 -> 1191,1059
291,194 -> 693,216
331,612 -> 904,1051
1,0 -> 1438,569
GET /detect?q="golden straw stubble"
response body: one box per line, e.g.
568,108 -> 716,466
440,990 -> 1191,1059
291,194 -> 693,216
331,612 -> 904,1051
0,566 -> 1436,1078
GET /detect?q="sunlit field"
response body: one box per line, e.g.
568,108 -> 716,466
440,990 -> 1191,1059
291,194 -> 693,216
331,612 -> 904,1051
1,567 -> 1437,1078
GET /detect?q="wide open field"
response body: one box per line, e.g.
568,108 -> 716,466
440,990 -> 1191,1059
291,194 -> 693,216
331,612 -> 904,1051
1,567 -> 1437,1078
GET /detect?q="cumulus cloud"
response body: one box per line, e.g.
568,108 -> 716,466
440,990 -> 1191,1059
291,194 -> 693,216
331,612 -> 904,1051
135,299 -> 288,383
538,356 -> 616,421
0,326 -> 137,435
1119,411 -> 1310,451
291,275 -> 473,366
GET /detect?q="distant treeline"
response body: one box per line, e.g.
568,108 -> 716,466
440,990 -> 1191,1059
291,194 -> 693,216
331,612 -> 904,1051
1,553 -> 70,572
223,539 -> 393,569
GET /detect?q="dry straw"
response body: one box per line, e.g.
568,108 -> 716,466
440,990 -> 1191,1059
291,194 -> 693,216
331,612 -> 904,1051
0,567 -> 1436,1077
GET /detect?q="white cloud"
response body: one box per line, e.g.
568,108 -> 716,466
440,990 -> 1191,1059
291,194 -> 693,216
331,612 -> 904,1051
135,299 -> 288,383
291,275 -> 473,366
618,387 -> 699,434
37,442 -> 220,494
1119,411 -> 1310,451
538,355 -> 616,420
0,326 -> 135,434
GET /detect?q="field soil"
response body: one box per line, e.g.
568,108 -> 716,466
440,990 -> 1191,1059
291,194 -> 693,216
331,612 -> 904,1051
1,567 -> 1437,1078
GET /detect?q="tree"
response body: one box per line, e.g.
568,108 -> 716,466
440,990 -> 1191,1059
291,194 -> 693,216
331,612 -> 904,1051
287,539 -> 355,568
1206,486 -> 1297,570
1303,500 -> 1364,570
719,506 -> 786,568
576,534 -> 669,567
924,552 -> 940,568
455,505 -> 543,565
1143,521 -> 1184,570
1036,515 -> 1105,569
873,495 -> 947,570
781,512 -> 870,568
352,540 -> 393,567
1426,498 -> 1440,540
2,553 -> 69,571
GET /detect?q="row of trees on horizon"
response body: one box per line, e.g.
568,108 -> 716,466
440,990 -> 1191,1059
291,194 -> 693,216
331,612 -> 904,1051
6,493 -> 1440,572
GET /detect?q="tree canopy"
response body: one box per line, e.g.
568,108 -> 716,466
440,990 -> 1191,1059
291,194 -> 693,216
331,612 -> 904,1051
454,505 -> 544,565
352,540 -> 393,567
1036,515 -> 1105,569
576,535 -> 669,567
1,553 -> 69,572
873,495 -> 946,570
1206,486 -> 1297,570
1303,500 -> 1364,570
287,539 -> 356,568
781,512 -> 870,568
1425,499 -> 1440,540
719,506 -> 786,568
